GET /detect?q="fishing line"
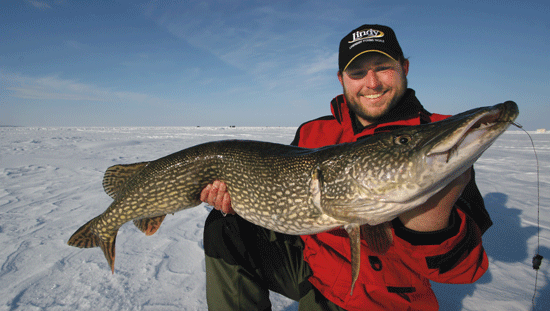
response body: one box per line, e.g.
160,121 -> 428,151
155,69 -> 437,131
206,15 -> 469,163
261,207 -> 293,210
511,122 -> 544,308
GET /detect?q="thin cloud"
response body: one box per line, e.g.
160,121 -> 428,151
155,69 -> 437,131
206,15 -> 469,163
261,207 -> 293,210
26,0 -> 52,10
143,1 -> 340,84
65,40 -> 87,50
303,52 -> 339,75
2,71 -> 169,107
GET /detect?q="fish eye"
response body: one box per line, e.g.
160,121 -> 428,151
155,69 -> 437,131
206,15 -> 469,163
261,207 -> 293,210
394,135 -> 412,145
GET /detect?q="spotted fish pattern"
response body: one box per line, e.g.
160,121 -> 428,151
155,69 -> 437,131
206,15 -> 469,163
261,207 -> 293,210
68,101 -> 519,295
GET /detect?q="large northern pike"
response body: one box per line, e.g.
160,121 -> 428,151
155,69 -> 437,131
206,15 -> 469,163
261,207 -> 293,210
68,101 -> 518,295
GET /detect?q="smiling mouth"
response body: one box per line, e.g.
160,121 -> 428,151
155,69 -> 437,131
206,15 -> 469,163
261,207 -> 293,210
362,91 -> 386,99
364,94 -> 382,99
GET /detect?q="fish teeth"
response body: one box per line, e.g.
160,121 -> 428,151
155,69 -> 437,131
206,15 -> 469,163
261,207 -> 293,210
471,121 -> 495,132
477,122 -> 494,130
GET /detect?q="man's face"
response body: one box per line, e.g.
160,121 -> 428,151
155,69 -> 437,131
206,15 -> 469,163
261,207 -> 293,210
338,53 -> 409,126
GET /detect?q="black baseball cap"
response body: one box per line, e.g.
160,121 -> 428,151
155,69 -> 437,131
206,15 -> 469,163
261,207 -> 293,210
339,25 -> 404,72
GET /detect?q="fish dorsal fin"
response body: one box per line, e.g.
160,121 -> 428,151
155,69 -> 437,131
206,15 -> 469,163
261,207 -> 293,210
133,215 -> 166,236
103,162 -> 149,199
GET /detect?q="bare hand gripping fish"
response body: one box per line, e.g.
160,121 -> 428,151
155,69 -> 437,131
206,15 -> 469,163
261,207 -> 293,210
68,101 -> 519,295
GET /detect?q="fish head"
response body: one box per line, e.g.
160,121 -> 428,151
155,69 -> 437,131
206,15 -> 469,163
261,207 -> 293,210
349,101 -> 519,212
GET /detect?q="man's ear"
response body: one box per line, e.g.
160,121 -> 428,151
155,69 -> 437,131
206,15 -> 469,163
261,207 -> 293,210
337,71 -> 344,87
402,59 -> 410,76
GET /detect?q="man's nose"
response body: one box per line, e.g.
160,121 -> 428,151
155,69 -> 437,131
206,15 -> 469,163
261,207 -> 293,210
363,70 -> 381,89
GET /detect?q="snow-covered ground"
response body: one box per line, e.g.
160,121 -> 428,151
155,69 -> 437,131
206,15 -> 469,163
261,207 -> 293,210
1,126 -> 548,310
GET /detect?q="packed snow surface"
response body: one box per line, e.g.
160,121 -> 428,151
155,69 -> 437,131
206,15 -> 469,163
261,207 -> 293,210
1,126 -> 549,310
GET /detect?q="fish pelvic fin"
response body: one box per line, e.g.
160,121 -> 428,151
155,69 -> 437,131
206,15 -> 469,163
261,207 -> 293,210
103,162 -> 149,199
361,222 -> 393,255
344,224 -> 361,296
344,223 -> 393,296
98,234 -> 117,273
133,215 -> 166,236
67,217 -> 101,248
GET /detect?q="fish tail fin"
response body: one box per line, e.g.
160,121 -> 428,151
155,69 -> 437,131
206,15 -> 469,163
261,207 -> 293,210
98,234 -> 117,273
133,215 -> 166,236
67,217 -> 101,248
361,222 -> 393,254
68,216 -> 118,273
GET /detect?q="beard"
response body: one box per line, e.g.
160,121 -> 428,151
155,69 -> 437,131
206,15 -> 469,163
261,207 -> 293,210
343,77 -> 408,125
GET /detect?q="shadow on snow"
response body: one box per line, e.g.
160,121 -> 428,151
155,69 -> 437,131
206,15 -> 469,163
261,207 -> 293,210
432,192 -> 548,310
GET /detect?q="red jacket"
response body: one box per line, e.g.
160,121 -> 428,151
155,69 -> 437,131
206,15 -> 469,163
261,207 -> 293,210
293,90 -> 489,311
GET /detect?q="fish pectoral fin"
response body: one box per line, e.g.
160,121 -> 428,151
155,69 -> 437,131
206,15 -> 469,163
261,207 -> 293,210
361,222 -> 393,254
133,215 -> 167,236
344,224 -> 361,296
67,217 -> 101,248
98,235 -> 117,274
103,162 -> 149,199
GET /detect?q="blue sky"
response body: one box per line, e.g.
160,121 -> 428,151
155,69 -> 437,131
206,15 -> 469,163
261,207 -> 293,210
1,0 -> 549,129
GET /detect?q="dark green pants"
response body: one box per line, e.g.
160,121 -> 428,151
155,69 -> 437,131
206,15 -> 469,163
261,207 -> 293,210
204,210 -> 346,311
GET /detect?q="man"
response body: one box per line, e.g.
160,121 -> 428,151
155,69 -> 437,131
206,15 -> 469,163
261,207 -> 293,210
200,25 -> 490,310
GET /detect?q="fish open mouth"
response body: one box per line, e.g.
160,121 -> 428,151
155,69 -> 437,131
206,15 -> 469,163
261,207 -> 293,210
450,110 -> 503,153
426,102 -> 517,159
394,101 -> 519,205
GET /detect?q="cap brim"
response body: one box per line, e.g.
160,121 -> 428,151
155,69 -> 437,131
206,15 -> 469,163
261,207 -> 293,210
343,50 -> 398,72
